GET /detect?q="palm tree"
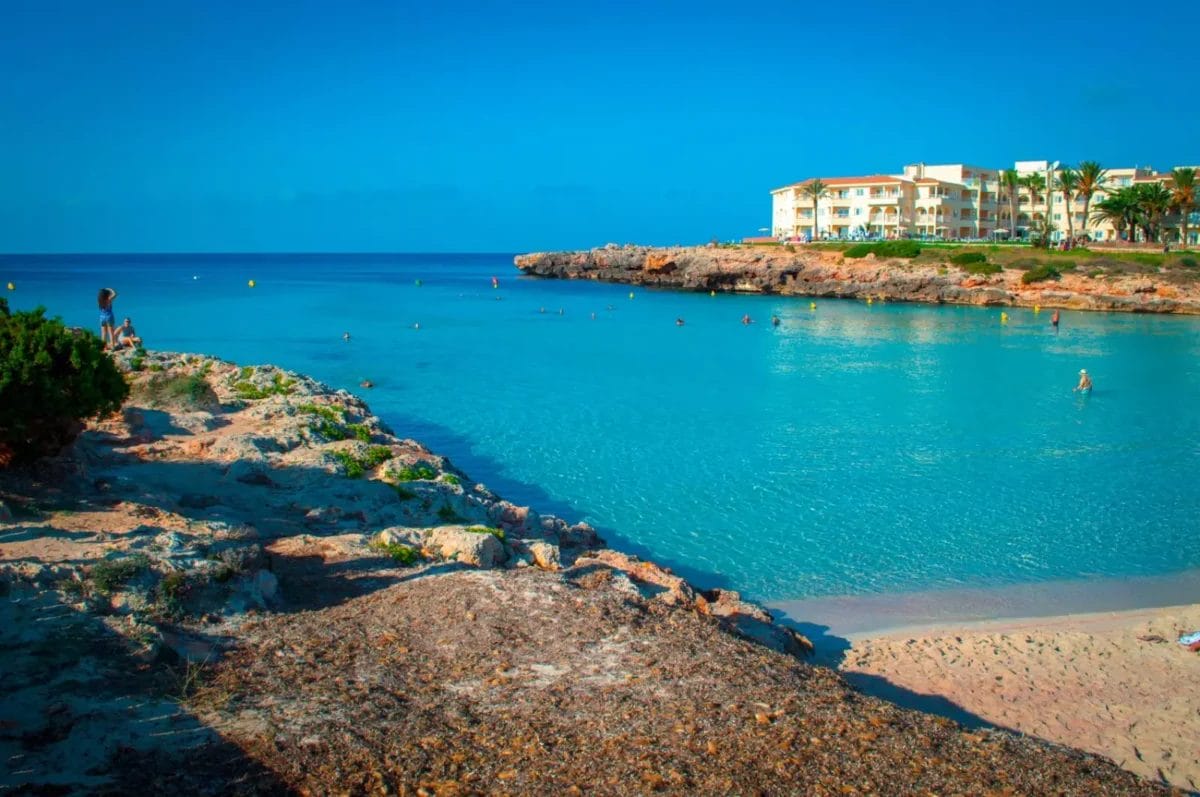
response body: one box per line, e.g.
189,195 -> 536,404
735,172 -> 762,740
1022,172 -> 1046,204
1075,161 -> 1108,240
1001,169 -> 1021,239
1090,195 -> 1132,242
1135,183 -> 1172,242
1056,166 -> 1079,242
1169,167 -> 1196,247
801,179 -> 829,241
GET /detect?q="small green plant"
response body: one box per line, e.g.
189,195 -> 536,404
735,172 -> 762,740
1177,256 -> 1198,268
949,252 -> 987,266
961,261 -> 1002,276
784,244 -> 796,253
1087,269 -> 1104,278
441,473 -> 461,486
348,423 -> 371,443
332,446 -> 393,478
369,539 -> 419,566
129,355 -> 145,372
393,462 -> 438,481
90,554 -> 149,595
310,419 -> 349,441
1022,263 -> 1062,284
332,450 -> 366,478
59,577 -> 85,597
234,371 -> 296,400
436,503 -> 463,522
466,525 -> 505,542
147,363 -> 164,372
297,403 -> 344,423
239,366 -> 254,380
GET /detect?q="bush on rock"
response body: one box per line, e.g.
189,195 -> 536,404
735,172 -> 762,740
0,300 -> 128,466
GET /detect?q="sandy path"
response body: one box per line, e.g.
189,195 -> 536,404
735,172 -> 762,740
841,604 -> 1200,791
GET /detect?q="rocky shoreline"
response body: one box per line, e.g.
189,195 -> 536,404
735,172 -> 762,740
0,351 -> 1173,794
514,245 -> 1200,314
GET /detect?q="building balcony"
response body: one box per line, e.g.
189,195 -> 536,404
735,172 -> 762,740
867,194 -> 901,204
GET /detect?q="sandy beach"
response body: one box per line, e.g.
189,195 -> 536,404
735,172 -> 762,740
840,604 -> 1200,791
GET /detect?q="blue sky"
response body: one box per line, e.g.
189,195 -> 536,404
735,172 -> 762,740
1,0 -> 1197,253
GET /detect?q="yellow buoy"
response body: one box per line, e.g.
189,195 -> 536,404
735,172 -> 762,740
248,279 -> 256,288
1000,312 -> 1008,324
809,302 -> 816,310
1034,305 -> 1041,314
6,282 -> 13,291
866,297 -> 873,305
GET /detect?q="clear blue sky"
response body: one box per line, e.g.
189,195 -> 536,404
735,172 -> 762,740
1,0 -> 1196,253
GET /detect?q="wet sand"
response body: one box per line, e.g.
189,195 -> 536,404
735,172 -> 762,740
840,604 -> 1200,791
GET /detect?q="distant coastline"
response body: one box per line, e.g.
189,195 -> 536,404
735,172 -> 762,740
515,243 -> 1200,315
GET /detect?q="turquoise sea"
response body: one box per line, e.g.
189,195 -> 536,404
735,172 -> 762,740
5,253 -> 1200,612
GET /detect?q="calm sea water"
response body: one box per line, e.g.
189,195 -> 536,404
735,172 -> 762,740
4,253 -> 1199,604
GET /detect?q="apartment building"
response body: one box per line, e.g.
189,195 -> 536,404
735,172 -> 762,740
772,161 -> 1193,244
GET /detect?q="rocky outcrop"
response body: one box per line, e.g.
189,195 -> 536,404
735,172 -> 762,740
514,245 -> 1200,314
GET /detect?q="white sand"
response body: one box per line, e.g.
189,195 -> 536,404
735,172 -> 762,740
841,604 -> 1200,791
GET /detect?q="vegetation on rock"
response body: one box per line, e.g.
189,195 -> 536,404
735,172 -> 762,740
0,299 -> 129,465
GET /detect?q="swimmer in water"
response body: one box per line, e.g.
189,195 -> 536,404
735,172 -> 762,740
360,379 -> 374,389
1073,369 -> 1092,392
558,308 -> 564,315
539,307 -> 546,314
675,317 -> 685,326
343,331 -> 351,342
771,315 -> 780,327
1051,309 -> 1060,330
741,314 -> 753,325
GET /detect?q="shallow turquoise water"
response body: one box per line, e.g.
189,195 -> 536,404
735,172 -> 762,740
5,253 -> 1200,602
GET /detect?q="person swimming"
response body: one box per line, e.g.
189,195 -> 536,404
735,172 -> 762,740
1051,309 -> 1060,330
675,317 -> 685,326
741,314 -> 753,325
771,315 -> 781,327
1074,369 -> 1092,392
343,331 -> 351,341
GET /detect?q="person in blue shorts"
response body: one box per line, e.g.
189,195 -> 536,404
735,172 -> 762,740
97,288 -> 118,349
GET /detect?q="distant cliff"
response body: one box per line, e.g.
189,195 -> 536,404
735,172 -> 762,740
515,245 -> 1200,314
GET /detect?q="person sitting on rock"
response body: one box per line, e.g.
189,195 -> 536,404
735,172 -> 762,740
116,317 -> 142,349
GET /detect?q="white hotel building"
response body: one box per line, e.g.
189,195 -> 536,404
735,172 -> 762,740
771,161 -> 1192,244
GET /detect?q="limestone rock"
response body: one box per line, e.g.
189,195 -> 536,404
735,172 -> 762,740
526,540 -> 561,571
424,526 -> 507,568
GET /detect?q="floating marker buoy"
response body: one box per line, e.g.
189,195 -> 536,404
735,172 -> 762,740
710,290 -> 716,297
809,302 -> 816,310
1000,312 -> 1009,324
628,291 -> 634,299
867,297 -> 873,305
413,322 -> 420,330
6,282 -> 13,291
1034,305 -> 1041,314
415,279 -> 422,287
248,279 -> 256,288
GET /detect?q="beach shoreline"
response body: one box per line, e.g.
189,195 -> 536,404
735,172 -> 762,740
838,601 -> 1200,792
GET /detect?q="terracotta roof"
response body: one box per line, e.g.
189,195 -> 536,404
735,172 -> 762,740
775,175 -> 910,191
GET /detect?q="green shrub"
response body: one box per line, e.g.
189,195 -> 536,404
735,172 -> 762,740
843,241 -> 921,259
874,240 -> 921,258
393,462 -> 438,481
234,372 -> 296,400
1177,256 -> 1198,268
129,355 -> 145,372
949,252 -> 987,265
436,503 -> 463,522
369,539 -> 419,566
0,301 -> 129,465
310,419 -> 349,441
348,424 -> 371,443
466,525 -> 505,542
332,446 -> 393,478
297,403 -> 344,423
1021,264 -> 1062,284
90,554 -> 149,595
138,372 -> 219,410
441,473 -> 461,486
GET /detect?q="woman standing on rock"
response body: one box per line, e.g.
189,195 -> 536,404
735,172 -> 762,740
97,288 -> 118,349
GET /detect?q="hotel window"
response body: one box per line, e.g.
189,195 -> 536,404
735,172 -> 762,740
854,208 -> 862,215
1054,213 -> 1061,221
855,188 -> 864,196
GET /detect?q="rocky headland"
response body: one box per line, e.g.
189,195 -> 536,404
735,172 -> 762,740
514,245 -> 1200,314
0,351 -> 1177,794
